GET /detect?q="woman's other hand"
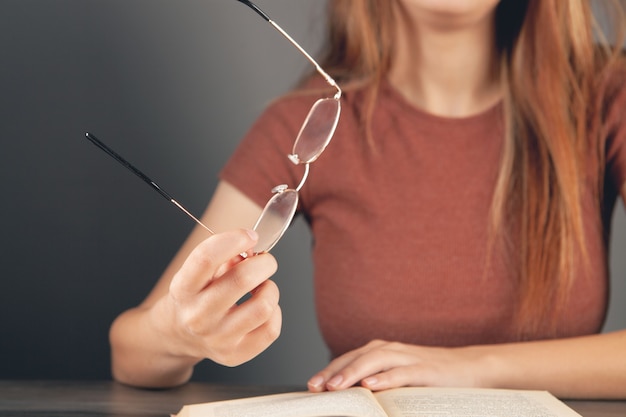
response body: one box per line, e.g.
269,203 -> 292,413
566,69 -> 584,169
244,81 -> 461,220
307,339 -> 489,392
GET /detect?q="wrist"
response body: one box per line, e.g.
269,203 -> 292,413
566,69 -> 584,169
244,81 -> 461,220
148,297 -> 201,365
461,344 -> 510,389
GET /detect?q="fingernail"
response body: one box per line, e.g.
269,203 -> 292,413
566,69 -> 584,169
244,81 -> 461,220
307,375 -> 324,390
246,229 -> 258,241
326,375 -> 343,389
362,376 -> 378,388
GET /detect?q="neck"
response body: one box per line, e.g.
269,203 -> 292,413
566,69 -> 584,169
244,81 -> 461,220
388,5 -> 501,118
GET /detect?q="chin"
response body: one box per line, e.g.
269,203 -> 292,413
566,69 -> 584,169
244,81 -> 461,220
399,0 -> 501,26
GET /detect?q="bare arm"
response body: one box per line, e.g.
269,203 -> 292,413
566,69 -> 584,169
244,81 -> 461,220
109,181 -> 282,388
308,331 -> 626,399
487,182 -> 626,397
474,330 -> 626,398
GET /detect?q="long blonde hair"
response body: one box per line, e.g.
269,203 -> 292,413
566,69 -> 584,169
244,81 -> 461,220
315,0 -> 625,336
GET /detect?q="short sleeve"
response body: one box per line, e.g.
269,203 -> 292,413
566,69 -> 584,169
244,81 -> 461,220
220,93 -> 321,208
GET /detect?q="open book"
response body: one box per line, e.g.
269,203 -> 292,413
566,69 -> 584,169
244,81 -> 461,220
173,386 -> 581,417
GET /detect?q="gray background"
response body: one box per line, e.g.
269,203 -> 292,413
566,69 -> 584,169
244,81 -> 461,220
0,0 -> 624,386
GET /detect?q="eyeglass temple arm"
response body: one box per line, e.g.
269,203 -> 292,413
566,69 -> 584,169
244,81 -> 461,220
235,0 -> 342,100
84,132 -> 215,235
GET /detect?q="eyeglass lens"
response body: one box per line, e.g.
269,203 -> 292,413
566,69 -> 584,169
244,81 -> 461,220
253,189 -> 299,253
291,98 -> 341,164
84,96 -> 340,254
252,97 -> 341,253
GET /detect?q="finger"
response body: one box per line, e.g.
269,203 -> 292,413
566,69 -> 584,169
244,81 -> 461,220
213,242 -> 261,279
221,278 -> 280,337
167,253 -> 277,342
326,348 -> 404,390
307,340 -> 387,392
204,281 -> 281,367
361,366 -> 424,391
170,229 -> 258,301
231,301 -> 283,365
322,342 -> 416,391
205,252 -> 278,311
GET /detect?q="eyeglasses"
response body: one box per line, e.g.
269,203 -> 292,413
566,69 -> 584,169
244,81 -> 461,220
84,0 -> 341,254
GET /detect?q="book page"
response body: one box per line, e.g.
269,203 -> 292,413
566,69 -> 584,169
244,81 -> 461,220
374,387 -> 582,417
174,387 -> 388,417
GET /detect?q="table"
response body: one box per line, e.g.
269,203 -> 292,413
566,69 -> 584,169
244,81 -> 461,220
0,380 -> 625,417
0,380 -> 290,417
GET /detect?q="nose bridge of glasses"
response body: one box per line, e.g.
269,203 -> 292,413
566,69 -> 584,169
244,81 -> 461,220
294,163 -> 310,192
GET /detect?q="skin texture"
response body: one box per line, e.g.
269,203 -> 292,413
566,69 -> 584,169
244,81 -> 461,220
109,0 -> 626,398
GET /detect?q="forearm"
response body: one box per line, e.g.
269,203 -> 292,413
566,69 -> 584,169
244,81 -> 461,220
479,329 -> 626,399
109,305 -> 199,389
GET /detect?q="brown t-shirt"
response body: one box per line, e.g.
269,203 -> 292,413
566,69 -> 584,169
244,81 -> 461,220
221,70 -> 626,357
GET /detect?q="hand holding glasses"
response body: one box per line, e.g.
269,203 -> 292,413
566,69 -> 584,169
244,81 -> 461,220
85,0 -> 341,254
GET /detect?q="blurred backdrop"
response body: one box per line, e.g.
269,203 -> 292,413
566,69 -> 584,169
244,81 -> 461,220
0,0 -> 624,386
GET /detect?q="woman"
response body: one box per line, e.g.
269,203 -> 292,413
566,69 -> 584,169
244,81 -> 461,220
109,0 -> 626,398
